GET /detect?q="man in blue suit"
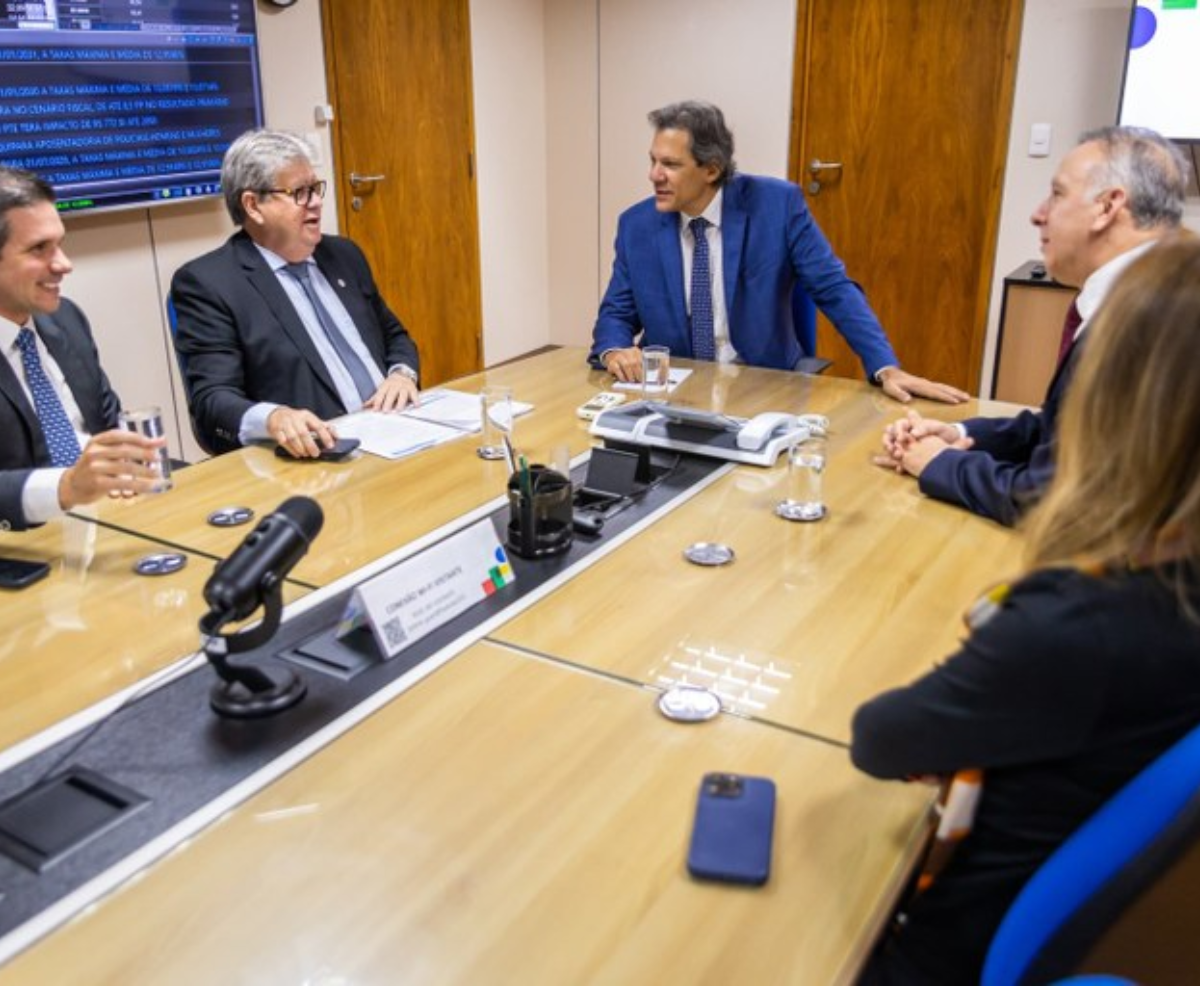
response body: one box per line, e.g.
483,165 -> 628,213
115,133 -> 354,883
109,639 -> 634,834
590,100 -> 967,405
877,126 -> 1188,525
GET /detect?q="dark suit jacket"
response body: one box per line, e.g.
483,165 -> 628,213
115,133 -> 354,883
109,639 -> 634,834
918,340 -> 1082,527
0,299 -> 122,531
170,231 -> 419,455
589,173 -> 898,377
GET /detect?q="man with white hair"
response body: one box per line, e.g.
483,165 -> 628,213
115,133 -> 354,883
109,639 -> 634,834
877,126 -> 1189,525
172,129 -> 420,457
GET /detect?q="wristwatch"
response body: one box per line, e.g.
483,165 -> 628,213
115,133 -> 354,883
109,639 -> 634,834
390,364 -> 419,385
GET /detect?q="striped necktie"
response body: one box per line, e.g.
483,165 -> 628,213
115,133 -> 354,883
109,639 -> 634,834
285,262 -> 377,402
17,327 -> 82,467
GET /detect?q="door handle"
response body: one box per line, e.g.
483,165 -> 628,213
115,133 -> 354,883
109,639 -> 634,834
808,159 -> 843,176
348,172 -> 387,189
806,159 -> 843,197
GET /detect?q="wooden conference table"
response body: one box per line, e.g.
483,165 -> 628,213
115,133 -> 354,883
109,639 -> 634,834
0,515 -> 307,754
0,349 -> 1023,984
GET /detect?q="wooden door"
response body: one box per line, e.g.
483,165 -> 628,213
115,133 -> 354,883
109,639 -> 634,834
322,0 -> 483,386
790,0 -> 1023,391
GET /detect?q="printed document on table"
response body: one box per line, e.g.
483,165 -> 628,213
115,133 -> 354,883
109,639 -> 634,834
333,389 -> 535,459
333,412 -> 458,460
402,388 -> 533,433
611,368 -> 692,393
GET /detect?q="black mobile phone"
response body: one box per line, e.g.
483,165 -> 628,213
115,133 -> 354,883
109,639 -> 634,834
274,437 -> 361,462
686,772 -> 776,886
0,556 -> 51,590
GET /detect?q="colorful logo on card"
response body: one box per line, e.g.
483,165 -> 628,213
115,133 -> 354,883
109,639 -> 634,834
482,545 -> 515,595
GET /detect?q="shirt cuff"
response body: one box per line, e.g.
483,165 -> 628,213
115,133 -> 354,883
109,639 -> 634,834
954,422 -> 968,440
239,402 -> 281,445
21,468 -> 68,525
873,364 -> 898,384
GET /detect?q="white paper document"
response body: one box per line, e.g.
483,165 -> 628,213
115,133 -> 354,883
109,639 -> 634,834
333,389 -> 534,459
611,367 -> 693,394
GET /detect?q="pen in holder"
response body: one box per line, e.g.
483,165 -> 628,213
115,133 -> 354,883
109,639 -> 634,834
506,463 -> 573,559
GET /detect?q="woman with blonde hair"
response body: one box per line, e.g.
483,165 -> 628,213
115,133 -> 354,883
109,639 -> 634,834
852,236 -> 1200,984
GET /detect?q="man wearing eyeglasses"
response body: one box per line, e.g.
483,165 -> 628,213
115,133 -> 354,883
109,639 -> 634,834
171,129 -> 419,457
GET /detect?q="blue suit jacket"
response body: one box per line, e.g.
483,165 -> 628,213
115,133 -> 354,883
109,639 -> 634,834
918,339 -> 1082,527
590,173 -> 898,377
0,299 -> 122,531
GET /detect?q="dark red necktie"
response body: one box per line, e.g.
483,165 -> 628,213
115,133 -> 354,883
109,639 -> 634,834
1056,300 -> 1083,370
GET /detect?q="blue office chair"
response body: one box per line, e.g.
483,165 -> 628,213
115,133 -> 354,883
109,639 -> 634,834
165,294 -> 210,458
981,720 -> 1200,986
791,283 -> 832,375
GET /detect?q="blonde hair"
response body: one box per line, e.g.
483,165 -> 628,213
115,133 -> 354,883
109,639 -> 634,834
1024,235 -> 1200,610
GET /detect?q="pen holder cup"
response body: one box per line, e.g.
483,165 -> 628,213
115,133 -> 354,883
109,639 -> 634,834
507,466 -> 573,559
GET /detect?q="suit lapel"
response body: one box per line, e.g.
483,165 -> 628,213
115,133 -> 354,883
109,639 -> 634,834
34,313 -> 101,433
656,213 -> 689,352
234,234 -> 339,396
313,243 -> 383,368
721,178 -> 748,318
0,343 -> 40,445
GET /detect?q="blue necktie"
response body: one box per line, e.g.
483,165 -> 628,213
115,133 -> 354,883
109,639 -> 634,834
285,263 -> 377,403
689,217 -> 715,360
17,327 -> 82,467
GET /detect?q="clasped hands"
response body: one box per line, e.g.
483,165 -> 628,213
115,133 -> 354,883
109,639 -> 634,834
874,410 -> 973,479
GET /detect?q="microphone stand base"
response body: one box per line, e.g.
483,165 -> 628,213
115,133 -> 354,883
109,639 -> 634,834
209,669 -> 307,719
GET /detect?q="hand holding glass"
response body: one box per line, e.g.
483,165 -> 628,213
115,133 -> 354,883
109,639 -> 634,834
119,406 -> 172,492
776,436 -> 826,521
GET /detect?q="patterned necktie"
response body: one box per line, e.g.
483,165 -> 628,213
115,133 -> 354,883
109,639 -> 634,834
689,217 -> 715,360
1056,300 -> 1083,371
285,262 -> 377,402
16,327 -> 82,467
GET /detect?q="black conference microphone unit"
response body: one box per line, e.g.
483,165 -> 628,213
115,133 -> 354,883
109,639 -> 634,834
204,496 -> 324,621
199,496 -> 324,719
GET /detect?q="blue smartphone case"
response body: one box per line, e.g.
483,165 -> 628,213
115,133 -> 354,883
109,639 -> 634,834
687,773 -> 776,886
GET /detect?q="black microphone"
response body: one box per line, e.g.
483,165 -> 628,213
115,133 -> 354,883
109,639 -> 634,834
203,496 -> 324,622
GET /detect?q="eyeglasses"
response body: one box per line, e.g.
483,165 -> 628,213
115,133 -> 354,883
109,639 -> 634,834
260,180 -> 327,207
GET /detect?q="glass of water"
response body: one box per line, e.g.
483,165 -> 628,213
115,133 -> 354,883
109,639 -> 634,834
641,345 -> 670,400
776,435 -> 826,521
119,405 -> 173,492
477,385 -> 514,461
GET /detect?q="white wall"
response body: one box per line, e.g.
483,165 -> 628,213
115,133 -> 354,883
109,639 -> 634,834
470,0 -> 551,365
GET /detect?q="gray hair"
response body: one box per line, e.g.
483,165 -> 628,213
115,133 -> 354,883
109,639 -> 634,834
1078,126 -> 1189,230
221,129 -> 315,225
648,100 -> 737,184
0,166 -> 56,252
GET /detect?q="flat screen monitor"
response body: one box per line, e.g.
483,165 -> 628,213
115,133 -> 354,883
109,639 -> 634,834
1118,2 -> 1200,143
0,0 -> 265,215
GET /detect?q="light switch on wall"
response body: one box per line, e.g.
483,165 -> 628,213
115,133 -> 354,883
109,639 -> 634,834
1029,123 -> 1052,158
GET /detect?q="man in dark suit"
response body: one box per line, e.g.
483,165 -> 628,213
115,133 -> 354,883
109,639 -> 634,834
0,168 -> 163,532
171,129 -> 420,457
878,126 -> 1188,525
590,100 -> 967,405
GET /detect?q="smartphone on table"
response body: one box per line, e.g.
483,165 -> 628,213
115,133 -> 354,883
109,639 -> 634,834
686,772 -> 776,886
0,556 -> 51,590
274,437 -> 361,462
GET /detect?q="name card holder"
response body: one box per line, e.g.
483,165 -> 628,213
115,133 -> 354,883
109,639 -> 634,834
338,520 -> 516,660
